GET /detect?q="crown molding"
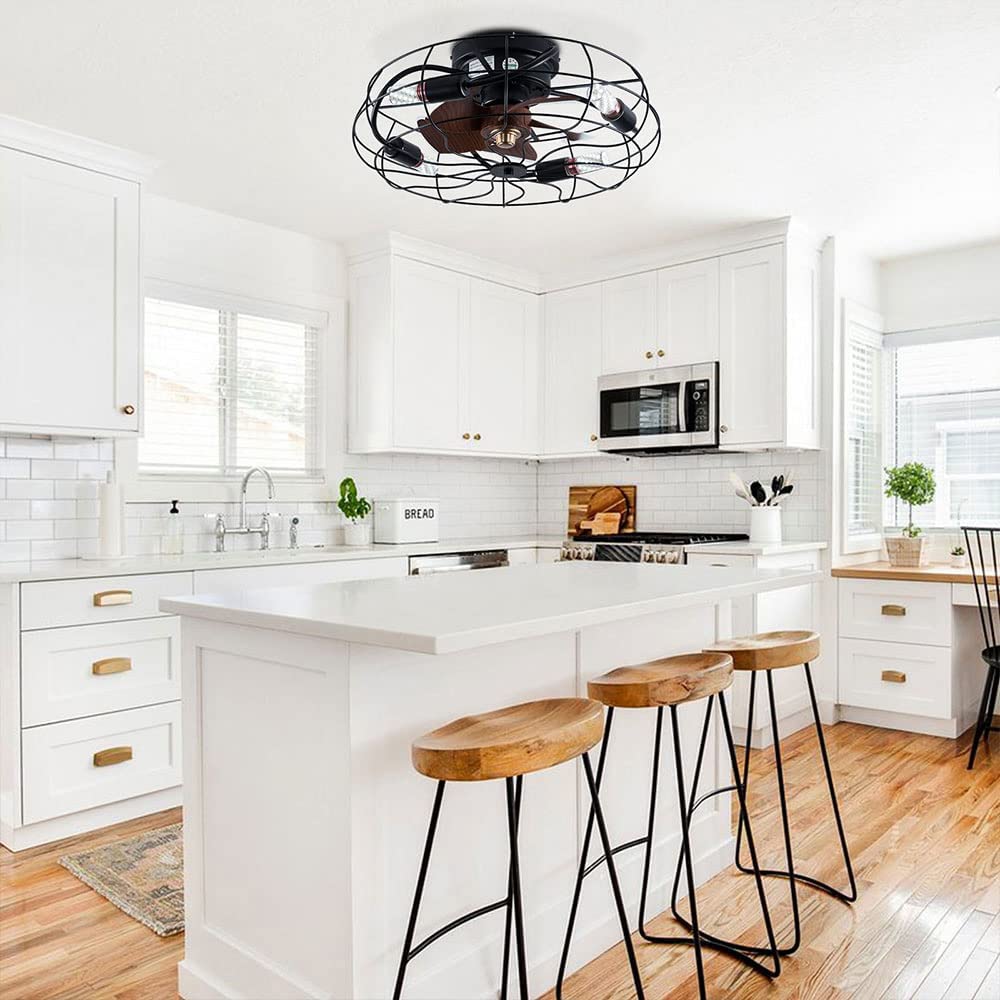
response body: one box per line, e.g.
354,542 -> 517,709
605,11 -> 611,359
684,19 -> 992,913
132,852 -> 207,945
0,115 -> 159,181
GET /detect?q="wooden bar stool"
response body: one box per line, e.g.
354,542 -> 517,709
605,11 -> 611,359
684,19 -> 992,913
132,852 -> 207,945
702,630 -> 857,957
394,698 -> 644,1000
556,653 -> 780,1000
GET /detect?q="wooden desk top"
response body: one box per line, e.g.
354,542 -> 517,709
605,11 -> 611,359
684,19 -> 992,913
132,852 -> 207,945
831,561 -> 982,584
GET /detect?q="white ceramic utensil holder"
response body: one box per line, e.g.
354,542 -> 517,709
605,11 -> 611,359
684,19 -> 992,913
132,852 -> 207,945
749,506 -> 782,544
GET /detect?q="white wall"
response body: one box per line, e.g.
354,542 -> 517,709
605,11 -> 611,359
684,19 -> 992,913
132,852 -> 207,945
881,240 -> 1000,331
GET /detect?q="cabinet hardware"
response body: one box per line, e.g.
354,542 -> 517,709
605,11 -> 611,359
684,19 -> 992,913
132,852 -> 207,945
881,670 -> 906,684
657,349 -> 665,357
590,434 -> 598,442
462,433 -> 471,440
93,589 -> 133,607
93,746 -> 133,767
645,350 -> 653,359
473,433 -> 481,441
881,604 -> 906,617
122,404 -> 135,415
92,657 -> 132,676
720,424 -> 729,433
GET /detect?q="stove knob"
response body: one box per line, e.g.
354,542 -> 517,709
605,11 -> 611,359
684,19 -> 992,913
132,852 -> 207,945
667,551 -> 681,564
655,550 -> 668,564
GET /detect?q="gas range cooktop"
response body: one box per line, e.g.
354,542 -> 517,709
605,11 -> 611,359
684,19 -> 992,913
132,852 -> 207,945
560,530 -> 749,564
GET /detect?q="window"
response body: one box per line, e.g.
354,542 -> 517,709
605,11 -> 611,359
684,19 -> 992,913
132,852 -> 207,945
140,292 -> 323,478
884,335 -> 1000,528
842,305 -> 884,550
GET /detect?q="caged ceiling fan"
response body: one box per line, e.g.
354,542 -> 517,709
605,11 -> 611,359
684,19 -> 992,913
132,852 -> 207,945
353,29 -> 660,206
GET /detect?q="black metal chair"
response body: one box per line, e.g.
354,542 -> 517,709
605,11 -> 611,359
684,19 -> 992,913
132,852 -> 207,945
963,526 -> 1000,769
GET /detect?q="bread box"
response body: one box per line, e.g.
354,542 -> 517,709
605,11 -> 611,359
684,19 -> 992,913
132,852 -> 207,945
373,498 -> 440,544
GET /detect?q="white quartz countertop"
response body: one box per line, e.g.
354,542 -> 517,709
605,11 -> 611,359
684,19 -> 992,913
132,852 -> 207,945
0,535 -> 565,584
161,561 -> 822,655
685,539 -> 828,556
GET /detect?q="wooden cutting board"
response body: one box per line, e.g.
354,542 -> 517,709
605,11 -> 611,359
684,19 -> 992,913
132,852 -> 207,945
567,485 -> 636,536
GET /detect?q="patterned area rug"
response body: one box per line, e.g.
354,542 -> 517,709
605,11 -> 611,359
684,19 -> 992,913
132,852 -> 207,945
60,823 -> 184,936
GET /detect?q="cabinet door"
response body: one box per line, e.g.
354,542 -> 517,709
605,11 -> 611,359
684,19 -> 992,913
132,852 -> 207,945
0,148 -> 140,435
656,258 -> 719,366
601,272 -> 657,374
466,278 -> 539,455
718,245 -> 784,448
391,258 -> 468,451
542,285 -> 602,455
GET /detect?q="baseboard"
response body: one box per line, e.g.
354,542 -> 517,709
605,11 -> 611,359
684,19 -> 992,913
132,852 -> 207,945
0,785 -> 181,852
178,961 -> 240,1000
837,705 -> 960,738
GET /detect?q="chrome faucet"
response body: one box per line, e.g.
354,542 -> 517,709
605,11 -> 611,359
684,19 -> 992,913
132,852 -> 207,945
214,467 -> 275,552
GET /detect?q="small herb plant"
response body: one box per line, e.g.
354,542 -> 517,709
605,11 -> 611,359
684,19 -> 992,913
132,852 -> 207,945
337,477 -> 372,523
884,463 -> 936,538
950,545 -> 965,557
730,471 -> 794,507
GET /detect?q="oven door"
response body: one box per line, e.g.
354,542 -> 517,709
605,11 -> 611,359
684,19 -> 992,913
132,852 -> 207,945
597,362 -> 718,452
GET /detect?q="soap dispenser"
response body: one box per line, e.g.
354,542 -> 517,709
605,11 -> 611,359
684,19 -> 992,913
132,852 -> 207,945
163,500 -> 185,555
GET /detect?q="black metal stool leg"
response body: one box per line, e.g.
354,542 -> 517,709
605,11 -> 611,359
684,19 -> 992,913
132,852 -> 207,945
581,751 -> 646,1000
393,780 -> 446,1000
637,706 -> 665,937
555,709 -> 617,1000
505,776 -> 529,1000
969,666 -> 999,768
500,776 -> 523,1000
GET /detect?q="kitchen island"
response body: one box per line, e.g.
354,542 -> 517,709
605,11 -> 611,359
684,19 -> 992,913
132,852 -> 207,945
162,560 -> 821,1000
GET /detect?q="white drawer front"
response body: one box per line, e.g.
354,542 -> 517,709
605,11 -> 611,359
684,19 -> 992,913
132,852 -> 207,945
838,638 -> 952,719
21,572 -> 193,630
192,556 -> 407,592
952,583 -> 1000,609
838,578 -> 952,646
685,553 -> 755,568
21,619 -> 181,727
21,702 -> 181,824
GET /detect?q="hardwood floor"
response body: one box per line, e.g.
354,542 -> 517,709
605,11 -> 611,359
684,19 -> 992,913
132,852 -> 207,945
0,723 -> 996,999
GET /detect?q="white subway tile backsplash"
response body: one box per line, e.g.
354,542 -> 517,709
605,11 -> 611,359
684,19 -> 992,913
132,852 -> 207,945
30,499 -> 77,519
29,539 -> 79,560
7,480 -> 54,500
0,459 -> 30,479
6,438 -> 54,458
53,440 -> 103,460
0,500 -> 30,519
30,459 -> 77,480
6,519 -> 53,540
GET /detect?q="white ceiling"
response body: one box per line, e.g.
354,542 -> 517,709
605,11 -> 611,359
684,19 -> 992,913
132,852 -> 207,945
3,0 -> 999,263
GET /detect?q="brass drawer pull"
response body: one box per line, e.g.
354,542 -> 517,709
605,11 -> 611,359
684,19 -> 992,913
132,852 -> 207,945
93,746 -> 133,767
881,604 -> 906,617
881,670 -> 907,684
92,657 -> 132,676
93,590 -> 133,607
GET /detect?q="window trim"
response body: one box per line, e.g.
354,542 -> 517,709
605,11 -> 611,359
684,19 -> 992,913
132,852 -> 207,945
840,300 -> 885,555
119,280 -> 344,504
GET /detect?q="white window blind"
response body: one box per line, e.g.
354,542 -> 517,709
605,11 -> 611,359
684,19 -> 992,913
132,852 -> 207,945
844,323 -> 883,540
885,336 -> 1000,528
140,296 -> 322,477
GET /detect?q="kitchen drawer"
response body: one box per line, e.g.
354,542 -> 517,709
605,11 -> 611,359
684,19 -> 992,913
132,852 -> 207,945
21,618 -> 180,727
838,638 -> 951,719
685,552 -> 755,568
20,572 -> 193,630
952,583 -> 1000,608
192,556 -> 408,592
838,578 -> 951,647
21,702 -> 181,824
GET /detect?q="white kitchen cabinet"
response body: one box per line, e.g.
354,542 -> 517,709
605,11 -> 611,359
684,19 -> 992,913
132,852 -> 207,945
467,278 -> 539,455
349,249 -> 540,458
718,240 -> 821,451
0,121 -> 152,437
542,284 -> 602,456
601,271 -> 658,374
655,257 -> 720,367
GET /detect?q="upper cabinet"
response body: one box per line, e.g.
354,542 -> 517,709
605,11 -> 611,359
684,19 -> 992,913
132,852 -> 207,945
0,119 -> 154,437
601,271 -> 657,373
349,247 -> 540,458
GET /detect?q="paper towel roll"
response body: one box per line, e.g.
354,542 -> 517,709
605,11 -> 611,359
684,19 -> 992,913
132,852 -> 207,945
98,472 -> 124,558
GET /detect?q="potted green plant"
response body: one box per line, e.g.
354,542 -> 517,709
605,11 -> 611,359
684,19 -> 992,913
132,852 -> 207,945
883,462 -> 936,567
950,544 -> 967,569
337,477 -> 373,547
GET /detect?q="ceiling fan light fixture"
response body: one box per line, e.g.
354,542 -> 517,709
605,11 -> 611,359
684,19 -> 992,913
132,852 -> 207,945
354,29 -> 659,205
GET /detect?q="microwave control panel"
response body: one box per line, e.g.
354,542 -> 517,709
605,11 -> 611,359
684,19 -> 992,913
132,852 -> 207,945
686,380 -> 711,432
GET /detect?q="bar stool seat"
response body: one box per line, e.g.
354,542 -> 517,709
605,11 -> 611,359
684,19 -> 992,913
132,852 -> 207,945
411,698 -> 603,781
587,652 -> 733,708
706,629 -> 820,671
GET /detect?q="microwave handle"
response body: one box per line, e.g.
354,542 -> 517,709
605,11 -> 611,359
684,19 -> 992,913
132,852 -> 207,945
678,380 -> 688,434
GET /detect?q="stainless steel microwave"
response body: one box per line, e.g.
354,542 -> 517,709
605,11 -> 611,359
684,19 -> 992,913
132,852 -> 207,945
597,361 -> 719,454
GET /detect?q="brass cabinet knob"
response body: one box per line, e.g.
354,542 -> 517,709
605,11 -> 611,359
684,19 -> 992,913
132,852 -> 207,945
93,746 -> 133,767
462,432 -> 471,440
645,350 -> 654,359
590,434 -> 598,442
720,424 -> 729,433
92,656 -> 132,676
657,349 -> 665,357
93,589 -> 133,607
473,433 -> 481,441
881,670 -> 907,683
881,604 -> 907,617
122,404 -> 136,415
